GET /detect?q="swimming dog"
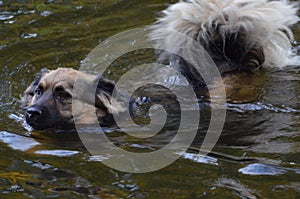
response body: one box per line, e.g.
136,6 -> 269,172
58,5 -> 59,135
149,0 -> 300,88
21,68 -> 123,130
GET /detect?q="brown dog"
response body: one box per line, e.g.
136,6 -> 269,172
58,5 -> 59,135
21,68 -> 123,130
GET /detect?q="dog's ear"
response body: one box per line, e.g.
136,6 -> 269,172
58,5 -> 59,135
93,76 -> 124,114
21,68 -> 49,108
96,76 -> 115,96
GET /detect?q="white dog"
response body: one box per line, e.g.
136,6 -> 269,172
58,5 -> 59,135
149,0 -> 299,88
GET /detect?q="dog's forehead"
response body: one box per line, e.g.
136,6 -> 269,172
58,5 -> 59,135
40,68 -> 93,88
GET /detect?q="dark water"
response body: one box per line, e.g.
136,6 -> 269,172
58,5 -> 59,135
0,0 -> 300,198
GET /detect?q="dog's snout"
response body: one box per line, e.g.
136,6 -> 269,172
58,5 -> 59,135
26,106 -> 42,118
240,48 -> 265,71
25,106 -> 52,130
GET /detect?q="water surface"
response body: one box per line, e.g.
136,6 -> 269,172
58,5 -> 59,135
0,1 -> 300,198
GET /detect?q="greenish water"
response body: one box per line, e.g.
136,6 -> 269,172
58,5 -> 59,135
0,1 -> 300,198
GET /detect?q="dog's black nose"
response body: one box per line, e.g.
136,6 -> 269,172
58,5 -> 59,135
26,106 -> 42,119
25,106 -> 52,130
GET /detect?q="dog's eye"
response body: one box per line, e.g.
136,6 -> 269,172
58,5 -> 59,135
216,41 -> 222,47
54,86 -> 72,100
34,88 -> 42,96
56,91 -> 72,100
213,39 -> 223,49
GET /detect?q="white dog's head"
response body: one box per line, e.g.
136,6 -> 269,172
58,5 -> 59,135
149,0 -> 299,85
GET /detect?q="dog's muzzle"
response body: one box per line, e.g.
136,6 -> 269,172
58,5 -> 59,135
240,47 -> 265,71
26,106 -> 51,130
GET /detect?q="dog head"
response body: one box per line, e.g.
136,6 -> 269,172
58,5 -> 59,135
198,28 -> 265,72
149,0 -> 299,79
21,68 -> 122,130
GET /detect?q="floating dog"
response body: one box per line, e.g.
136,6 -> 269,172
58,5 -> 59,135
21,68 -> 123,130
149,0 -> 300,88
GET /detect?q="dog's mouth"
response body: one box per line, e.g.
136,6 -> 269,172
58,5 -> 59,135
26,111 -> 76,131
26,117 -> 75,131
239,48 -> 265,71
216,56 -> 263,74
25,106 -> 56,130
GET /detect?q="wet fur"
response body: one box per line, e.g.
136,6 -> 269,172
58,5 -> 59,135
149,0 -> 300,88
22,68 -> 123,130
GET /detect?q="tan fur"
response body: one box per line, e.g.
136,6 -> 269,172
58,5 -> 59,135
22,68 -> 123,130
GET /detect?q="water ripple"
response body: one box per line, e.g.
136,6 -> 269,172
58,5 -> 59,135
239,163 -> 300,176
227,102 -> 299,113
35,150 -> 80,157
0,131 -> 40,151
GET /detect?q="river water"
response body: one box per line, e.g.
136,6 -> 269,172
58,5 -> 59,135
0,0 -> 300,198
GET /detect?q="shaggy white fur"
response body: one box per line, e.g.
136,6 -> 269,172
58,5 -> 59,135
149,0 -> 300,68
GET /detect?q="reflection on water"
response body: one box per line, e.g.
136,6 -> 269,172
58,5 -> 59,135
0,131 -> 39,151
239,163 -> 288,176
0,0 -> 300,198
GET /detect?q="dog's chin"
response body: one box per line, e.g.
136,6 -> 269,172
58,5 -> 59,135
28,124 -> 76,131
26,122 -> 52,131
26,118 -> 75,131
25,114 -> 50,131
